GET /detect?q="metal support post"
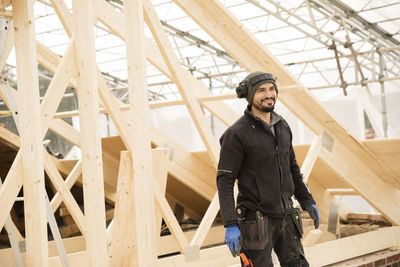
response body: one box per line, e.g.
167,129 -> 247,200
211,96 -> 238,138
329,39 -> 348,95
378,49 -> 388,138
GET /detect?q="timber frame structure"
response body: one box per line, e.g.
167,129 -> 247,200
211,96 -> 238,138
0,0 -> 399,266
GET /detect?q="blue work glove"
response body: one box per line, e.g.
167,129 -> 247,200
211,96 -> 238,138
225,224 -> 241,257
305,204 -> 320,229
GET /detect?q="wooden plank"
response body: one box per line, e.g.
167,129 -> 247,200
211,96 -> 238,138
108,152 -> 136,266
302,229 -> 322,247
96,71 -> 135,152
50,160 -> 82,212
0,235 -> 86,266
49,0 -> 73,37
43,152 -> 85,234
154,181 -> 189,254
190,194 -> 220,251
153,149 -> 170,239
0,179 -> 23,267
158,225 -> 224,256
49,118 -> 81,147
0,225 -> 224,266
72,1 -> 108,266
124,0 -> 158,264
306,226 -> 400,266
40,38 -> 75,137
301,135 -> 322,183
295,145 -> 350,189
12,1 -> 49,266
48,243 -> 239,267
0,20 -> 13,71
0,124 -> 20,148
363,139 -> 400,177
158,244 -> 239,266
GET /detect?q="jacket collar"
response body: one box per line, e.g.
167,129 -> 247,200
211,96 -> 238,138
244,106 -> 282,127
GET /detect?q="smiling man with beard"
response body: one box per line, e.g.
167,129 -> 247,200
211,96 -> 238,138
217,71 -> 320,267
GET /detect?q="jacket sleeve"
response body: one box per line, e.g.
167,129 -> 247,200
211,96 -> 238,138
217,128 -> 244,226
287,127 -> 316,209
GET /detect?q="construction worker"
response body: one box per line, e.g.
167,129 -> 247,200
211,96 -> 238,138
217,71 -> 320,266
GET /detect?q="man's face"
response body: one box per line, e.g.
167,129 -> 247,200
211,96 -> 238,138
251,82 -> 277,113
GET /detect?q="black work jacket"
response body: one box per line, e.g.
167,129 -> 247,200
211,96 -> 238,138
217,108 -> 315,226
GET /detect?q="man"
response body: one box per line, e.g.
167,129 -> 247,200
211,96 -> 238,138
217,71 -> 320,267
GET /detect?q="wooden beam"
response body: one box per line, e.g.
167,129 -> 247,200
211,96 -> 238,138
0,20 -> 13,71
47,243 -> 240,267
124,0 -> 158,265
52,93 -> 238,119
72,0 -> 108,265
108,152 -> 137,266
154,180 -> 189,254
158,244 -> 239,266
40,38 -> 75,137
43,152 -> 85,235
12,1 -> 49,266
306,226 -> 400,266
49,118 -> 81,147
0,151 -> 22,232
50,160 -> 82,212
153,149 -> 170,240
301,135 -> 322,183
0,225 -> 225,266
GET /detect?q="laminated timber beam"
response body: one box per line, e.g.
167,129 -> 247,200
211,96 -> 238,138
306,226 -> 400,266
72,0 -> 108,266
12,1 -> 48,266
172,0 -> 400,224
110,0 -> 159,265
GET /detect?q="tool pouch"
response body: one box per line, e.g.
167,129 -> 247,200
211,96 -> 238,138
290,208 -> 303,237
238,212 -> 268,250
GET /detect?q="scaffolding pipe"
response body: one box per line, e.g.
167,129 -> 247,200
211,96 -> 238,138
378,49 -> 388,138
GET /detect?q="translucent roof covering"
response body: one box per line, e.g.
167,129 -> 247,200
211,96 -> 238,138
3,0 -> 400,104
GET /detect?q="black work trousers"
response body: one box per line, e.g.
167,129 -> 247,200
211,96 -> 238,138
239,209 -> 308,267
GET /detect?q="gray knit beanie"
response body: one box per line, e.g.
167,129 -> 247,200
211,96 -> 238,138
235,71 -> 278,104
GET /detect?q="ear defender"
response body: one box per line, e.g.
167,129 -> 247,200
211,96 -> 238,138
236,81 -> 249,99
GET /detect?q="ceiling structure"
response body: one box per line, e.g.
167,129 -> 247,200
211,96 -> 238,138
2,0 -> 400,132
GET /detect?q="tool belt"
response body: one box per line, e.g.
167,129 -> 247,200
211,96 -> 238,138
236,206 -> 304,251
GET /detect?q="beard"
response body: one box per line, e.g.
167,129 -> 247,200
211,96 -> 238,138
252,98 -> 276,113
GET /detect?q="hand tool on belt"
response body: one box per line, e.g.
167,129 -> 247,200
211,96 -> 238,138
240,252 -> 254,267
